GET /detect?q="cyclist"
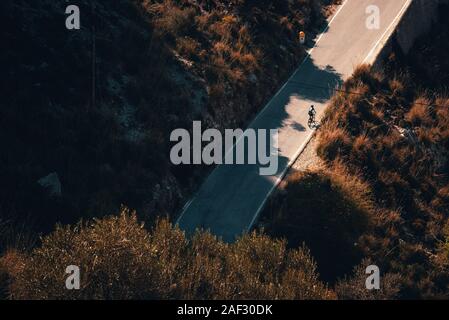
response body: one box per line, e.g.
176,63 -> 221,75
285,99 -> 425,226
308,105 -> 316,125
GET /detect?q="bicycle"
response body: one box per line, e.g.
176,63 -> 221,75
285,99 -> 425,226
308,109 -> 316,128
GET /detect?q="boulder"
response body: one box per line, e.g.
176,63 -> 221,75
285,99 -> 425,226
37,172 -> 62,197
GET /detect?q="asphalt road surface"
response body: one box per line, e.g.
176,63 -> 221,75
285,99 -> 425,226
177,0 -> 412,242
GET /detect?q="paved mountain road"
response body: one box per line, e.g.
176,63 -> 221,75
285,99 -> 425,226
177,0 -> 412,242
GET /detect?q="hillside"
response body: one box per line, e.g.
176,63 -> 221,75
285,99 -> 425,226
261,4 -> 449,299
0,0 -> 337,242
0,1 -> 449,299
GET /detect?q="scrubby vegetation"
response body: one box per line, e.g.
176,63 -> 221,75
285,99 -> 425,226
262,6 -> 449,299
1,209 -> 334,300
262,164 -> 374,283
5,1 -> 448,300
315,62 -> 449,297
263,5 -> 449,298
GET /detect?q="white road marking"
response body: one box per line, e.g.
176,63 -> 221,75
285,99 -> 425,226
176,1 -> 349,226
362,0 -> 412,64
248,0 -> 413,231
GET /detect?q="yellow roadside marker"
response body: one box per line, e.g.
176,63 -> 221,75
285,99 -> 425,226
299,31 -> 306,44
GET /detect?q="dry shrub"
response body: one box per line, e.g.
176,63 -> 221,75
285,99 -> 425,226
416,127 -> 434,145
352,134 -> 373,164
176,37 -> 200,60
236,25 -> 252,50
335,259 -> 403,300
221,14 -> 238,25
347,64 -> 373,87
348,83 -> 369,105
152,2 -> 196,38
389,78 -> 405,96
6,209 -> 333,300
322,91 -> 347,121
329,160 -> 375,215
236,53 -> 259,71
209,17 -> 235,42
213,41 -> 233,59
432,186 -> 449,212
317,125 -> 352,161
406,97 -> 432,127
435,223 -> 449,269
266,165 -> 374,282
0,250 -> 26,299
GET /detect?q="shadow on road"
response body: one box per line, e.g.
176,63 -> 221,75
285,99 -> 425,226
291,58 -> 343,103
177,50 -> 344,243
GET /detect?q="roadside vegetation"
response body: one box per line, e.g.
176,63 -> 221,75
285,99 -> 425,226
262,164 -> 374,283
316,64 -> 449,298
1,209 -> 334,300
5,1 -> 449,300
263,4 -> 449,299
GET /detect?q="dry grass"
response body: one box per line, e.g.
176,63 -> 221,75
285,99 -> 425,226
317,125 -> 352,161
315,59 -> 449,297
335,259 -> 403,300
263,164 -> 374,282
4,209 -> 334,300
176,37 -> 201,60
406,97 -> 432,127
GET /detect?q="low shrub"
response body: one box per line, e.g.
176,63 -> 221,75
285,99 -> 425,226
5,209 -> 334,300
264,165 -> 374,283
317,125 -> 352,161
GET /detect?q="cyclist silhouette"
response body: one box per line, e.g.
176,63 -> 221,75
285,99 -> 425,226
308,105 -> 316,127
